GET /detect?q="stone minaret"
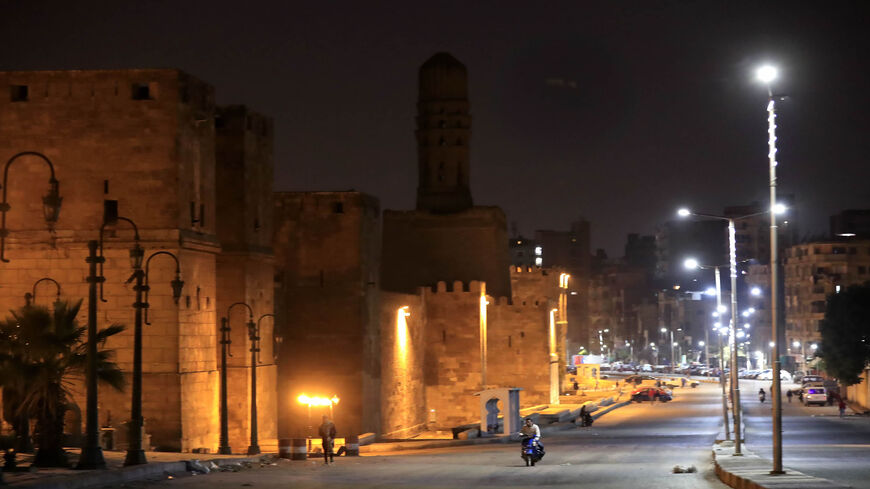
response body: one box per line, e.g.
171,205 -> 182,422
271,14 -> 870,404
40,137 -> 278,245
415,52 -> 473,213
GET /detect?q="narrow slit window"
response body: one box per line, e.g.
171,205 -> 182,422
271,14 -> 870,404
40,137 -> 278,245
132,83 -> 151,100
10,85 -> 28,102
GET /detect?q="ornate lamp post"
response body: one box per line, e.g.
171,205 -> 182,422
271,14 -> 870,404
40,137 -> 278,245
219,302 -> 255,455
77,201 -> 142,470
246,313 -> 273,455
124,251 -> 183,466
0,151 -> 62,262
24,277 -> 62,306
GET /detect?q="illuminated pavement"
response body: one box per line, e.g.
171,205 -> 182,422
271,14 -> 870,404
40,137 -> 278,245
742,378 -> 870,488
123,384 -> 729,489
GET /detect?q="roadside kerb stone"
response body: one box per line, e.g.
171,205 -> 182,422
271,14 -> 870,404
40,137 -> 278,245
8,456 -> 266,489
363,399 -> 633,454
712,443 -> 848,489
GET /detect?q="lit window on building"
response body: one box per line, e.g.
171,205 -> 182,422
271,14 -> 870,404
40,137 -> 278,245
534,246 -> 542,256
535,257 -> 542,267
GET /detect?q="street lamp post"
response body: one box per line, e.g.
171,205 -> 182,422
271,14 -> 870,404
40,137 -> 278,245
758,63 -> 785,474
219,302 -> 256,455
77,240 -> 106,470
247,313 -> 273,455
124,251 -> 183,466
78,201 -> 141,470
678,209 -> 786,455
24,277 -> 62,306
0,151 -> 62,263
660,327 -> 675,373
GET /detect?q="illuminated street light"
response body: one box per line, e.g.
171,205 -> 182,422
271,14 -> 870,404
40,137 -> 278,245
757,62 -> 785,474
744,323 -> 751,329
751,287 -> 762,296
756,65 -> 778,84
769,341 -> 775,348
699,341 -> 705,347
677,208 -> 691,217
684,258 -> 699,270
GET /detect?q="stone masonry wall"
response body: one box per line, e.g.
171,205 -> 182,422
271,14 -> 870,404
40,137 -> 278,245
420,280 -> 552,430
273,192 -> 381,438
421,281 -> 485,430
379,291 -> 427,439
214,104 -> 277,453
0,68 -> 246,452
487,297 -> 551,408
382,207 -> 512,299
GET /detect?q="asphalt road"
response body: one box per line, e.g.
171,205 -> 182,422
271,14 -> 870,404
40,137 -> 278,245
742,378 -> 870,488
124,384 -> 729,489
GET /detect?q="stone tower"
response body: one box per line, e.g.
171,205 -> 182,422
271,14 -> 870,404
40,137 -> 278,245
415,52 -> 473,213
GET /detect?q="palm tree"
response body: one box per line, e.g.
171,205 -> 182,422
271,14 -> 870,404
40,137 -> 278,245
0,300 -> 125,467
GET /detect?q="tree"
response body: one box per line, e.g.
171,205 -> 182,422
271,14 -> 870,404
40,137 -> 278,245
819,282 -> 870,385
0,300 -> 125,467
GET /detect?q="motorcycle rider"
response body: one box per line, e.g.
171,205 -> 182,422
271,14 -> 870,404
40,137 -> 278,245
759,387 -> 766,403
518,417 -> 544,463
519,417 -> 541,442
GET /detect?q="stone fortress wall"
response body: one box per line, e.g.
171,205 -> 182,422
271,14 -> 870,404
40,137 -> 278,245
377,280 -> 553,436
0,69 -> 276,452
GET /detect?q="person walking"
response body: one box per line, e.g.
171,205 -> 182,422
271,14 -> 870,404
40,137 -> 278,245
786,389 -> 793,403
839,398 -> 847,419
318,415 -> 337,464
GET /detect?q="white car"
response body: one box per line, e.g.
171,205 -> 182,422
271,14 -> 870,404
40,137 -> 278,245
803,386 -> 827,406
757,369 -> 793,382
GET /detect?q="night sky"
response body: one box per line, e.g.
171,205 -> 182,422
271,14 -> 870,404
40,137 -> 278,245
3,1 -> 868,254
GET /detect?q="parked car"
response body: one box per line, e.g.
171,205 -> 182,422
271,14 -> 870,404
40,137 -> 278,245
624,374 -> 657,385
757,369 -> 793,382
631,387 -> 672,402
803,386 -> 827,406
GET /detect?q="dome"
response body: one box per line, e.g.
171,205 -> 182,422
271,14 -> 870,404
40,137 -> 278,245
419,52 -> 468,100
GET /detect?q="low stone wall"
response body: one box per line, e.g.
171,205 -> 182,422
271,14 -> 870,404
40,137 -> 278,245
845,368 -> 870,411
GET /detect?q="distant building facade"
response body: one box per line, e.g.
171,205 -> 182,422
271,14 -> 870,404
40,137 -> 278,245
784,239 -> 870,368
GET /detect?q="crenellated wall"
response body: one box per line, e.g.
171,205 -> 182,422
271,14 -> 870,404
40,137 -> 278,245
487,296 -> 552,408
377,280 -> 554,434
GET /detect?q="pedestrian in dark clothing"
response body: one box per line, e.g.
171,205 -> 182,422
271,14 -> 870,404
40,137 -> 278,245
318,415 -> 336,464
786,389 -> 793,403
839,399 -> 847,418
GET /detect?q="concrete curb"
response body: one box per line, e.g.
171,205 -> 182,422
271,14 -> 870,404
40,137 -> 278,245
8,455 -> 269,489
590,400 -> 631,420
363,399 -> 634,454
711,443 -> 848,489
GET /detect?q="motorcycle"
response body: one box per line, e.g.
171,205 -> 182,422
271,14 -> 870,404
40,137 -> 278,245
520,436 -> 544,466
759,391 -> 766,403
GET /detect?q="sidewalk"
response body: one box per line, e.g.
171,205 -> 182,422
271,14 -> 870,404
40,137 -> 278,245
1,449 -> 270,489
713,442 -> 849,489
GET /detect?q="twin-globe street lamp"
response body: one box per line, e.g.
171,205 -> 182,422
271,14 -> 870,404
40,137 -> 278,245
677,204 -> 785,456
218,304 -> 268,455
124,250 -> 184,466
